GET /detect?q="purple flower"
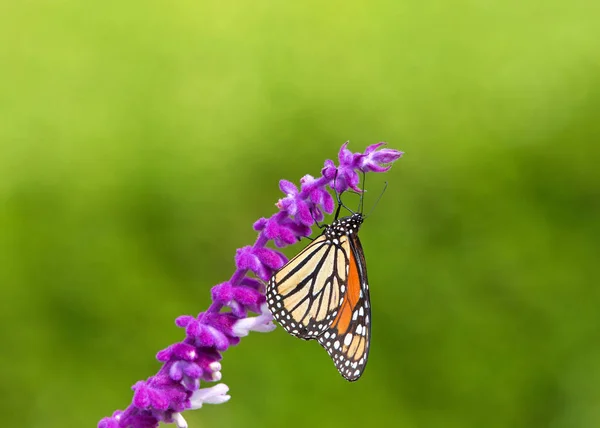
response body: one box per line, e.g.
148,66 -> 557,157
277,179 -> 314,226
323,141 -> 403,193
98,142 -> 402,428
234,246 -> 287,281
253,217 -> 297,247
358,142 -> 404,172
188,383 -> 231,408
300,174 -> 335,222
211,282 -> 265,317
232,303 -> 277,337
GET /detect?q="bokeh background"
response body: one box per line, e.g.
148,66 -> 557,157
1,1 -> 599,427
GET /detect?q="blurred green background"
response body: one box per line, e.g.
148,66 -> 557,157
1,1 -> 599,427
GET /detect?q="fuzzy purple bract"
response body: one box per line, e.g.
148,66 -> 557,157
98,142 -> 403,428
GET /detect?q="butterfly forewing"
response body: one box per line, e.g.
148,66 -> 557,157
267,235 -> 346,339
267,213 -> 371,381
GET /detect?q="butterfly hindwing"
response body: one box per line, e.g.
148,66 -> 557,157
317,232 -> 370,381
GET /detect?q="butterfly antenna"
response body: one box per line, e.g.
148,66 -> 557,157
364,181 -> 388,219
358,170 -> 366,214
332,170 -> 354,220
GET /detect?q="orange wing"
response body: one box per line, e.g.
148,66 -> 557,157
317,233 -> 371,381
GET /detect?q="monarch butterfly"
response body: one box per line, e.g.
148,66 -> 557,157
266,203 -> 371,381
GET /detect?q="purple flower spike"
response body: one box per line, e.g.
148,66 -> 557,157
98,142 -> 402,428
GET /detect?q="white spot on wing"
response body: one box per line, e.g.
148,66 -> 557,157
344,333 -> 352,346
